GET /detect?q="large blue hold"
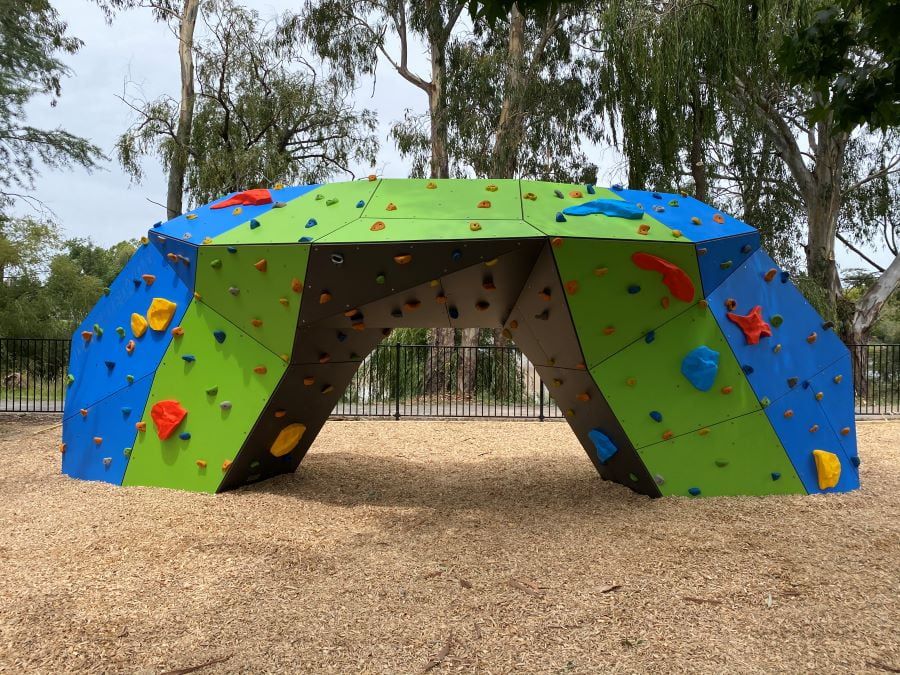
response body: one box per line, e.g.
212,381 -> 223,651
562,198 -> 644,220
680,346 -> 720,391
588,429 -> 618,463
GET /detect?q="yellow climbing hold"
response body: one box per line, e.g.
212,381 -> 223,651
147,298 -> 177,331
426,182 -> 437,189
469,221 -> 482,231
131,313 -> 148,338
812,449 -> 841,490
270,423 -> 306,457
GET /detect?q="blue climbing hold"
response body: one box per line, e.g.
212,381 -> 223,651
179,432 -> 191,440
299,236 -> 313,242
644,330 -> 655,344
588,429 -> 618,463
305,218 -> 317,228
562,198 -> 643,220
104,360 -> 116,370
555,212 -> 567,222
851,456 -> 860,467
121,407 -> 131,416
355,200 -> 365,208
742,364 -> 754,375
771,472 -> 781,480
249,218 -> 261,229
652,192 -> 662,199
451,249 -> 463,262
336,331 -> 347,342
680,346 -> 720,392
688,487 -> 701,496
611,183 -> 624,191
649,410 -> 663,423
586,184 -> 596,194
213,330 -> 226,343
227,246 -> 237,253
780,270 -> 790,283
627,284 -> 641,294
182,354 -> 196,363
448,306 -> 459,319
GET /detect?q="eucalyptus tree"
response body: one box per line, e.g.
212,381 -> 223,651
0,0 -> 103,212
595,0 -> 900,344
117,0 -> 378,208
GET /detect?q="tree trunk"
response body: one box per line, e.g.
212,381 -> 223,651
689,84 -> 708,202
428,44 -> 450,179
166,0 -> 200,220
490,3 -> 526,178
456,328 -> 479,400
424,327 -> 454,396
849,253 -> 900,345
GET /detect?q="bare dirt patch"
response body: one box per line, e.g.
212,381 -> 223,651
0,415 -> 898,674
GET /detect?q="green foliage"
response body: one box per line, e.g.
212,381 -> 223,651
118,0 -> 378,206
0,0 -> 103,208
778,0 -> 900,131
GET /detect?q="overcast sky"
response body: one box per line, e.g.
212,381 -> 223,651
18,0 -> 891,271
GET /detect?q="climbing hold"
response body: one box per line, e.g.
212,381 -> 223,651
179,432 -> 191,440
588,429 -> 618,463
147,298 -> 177,331
125,340 -> 135,354
249,218 -> 261,230
486,184 -> 498,192
253,365 -> 268,375
205,386 -> 218,396
104,360 -> 116,370
303,376 -> 315,386
787,376 -> 798,388
773,344 -> 782,353
770,314 -> 784,327
319,291 -> 332,304
810,424 -> 820,433
569,190 -> 583,198
150,400 -> 188,440
554,189 -> 564,199
394,254 -> 412,265
371,221 -> 385,231
627,284 -> 641,294
662,430 -> 674,440
254,259 -> 268,272
375,274 -> 386,284
355,200 -> 365,208
212,330 -> 226,343
644,331 -> 655,344
741,244 -> 753,254
448,306 -> 460,319
833,374 -> 843,384
66,374 -> 75,386
626,377 -> 637,386
126,374 -> 134,383
135,421 -> 146,431
426,182 -> 437,189
725,298 -> 737,310
565,280 -> 579,295
586,184 -> 596,194
386,202 -> 397,211
523,192 -> 536,200
131,313 -> 148,338
603,326 -> 615,335
649,411 -> 663,423
270,423 -> 306,457
764,268 -> 777,282
318,353 -> 331,364
220,401 -> 232,410
404,300 -> 422,311
227,246 -> 237,253
182,354 -> 196,363
93,323 -> 104,337
807,332 -> 818,343
103,457 -> 112,467
171,326 -> 184,337
637,224 -> 651,235
822,320 -> 835,330
714,459 -> 729,467
594,267 -> 609,277
196,459 -> 207,469
851,456 -> 860,467
475,301 -> 490,311
555,212 -> 566,223
812,449 -> 841,489
551,237 -> 563,248
784,409 -> 794,418
576,392 -> 591,402
482,278 -> 496,291
93,436 -> 103,445
719,260 -> 733,270
630,252 -> 696,302
211,188 -> 272,209
279,297 -> 289,306
80,408 -> 88,417
562,199 -> 643,219
469,221 -> 482,231
142,274 -> 156,286
688,487 -> 701,496
671,229 -> 682,238
815,391 -> 824,401
321,384 -> 334,394
712,213 -> 725,224
726,306 -> 772,344
81,331 -> 92,342
680,346 -> 720,391
210,259 -> 222,269
760,396 -> 771,407
538,288 -> 551,301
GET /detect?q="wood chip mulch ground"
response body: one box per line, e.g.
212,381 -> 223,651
0,416 -> 897,674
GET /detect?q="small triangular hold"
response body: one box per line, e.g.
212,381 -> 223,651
254,259 -> 267,272
210,259 -> 222,269
206,386 -> 218,396
249,218 -> 261,229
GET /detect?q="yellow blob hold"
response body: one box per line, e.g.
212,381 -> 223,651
131,313 -> 148,338
270,423 -> 307,457
484,258 -> 498,267
232,207 -> 243,215
812,449 -> 841,490
186,213 -> 198,220
147,298 -> 177,331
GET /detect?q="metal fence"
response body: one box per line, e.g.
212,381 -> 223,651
2,337 -> 898,418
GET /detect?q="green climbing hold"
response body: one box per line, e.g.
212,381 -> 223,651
715,459 -> 729,467
93,323 -> 103,336
771,314 -> 784,327
126,374 -> 134,383
375,274 -> 386,284
115,326 -> 125,337
326,198 -> 338,206
760,396 -> 771,407
205,386 -> 219,396
210,259 -> 222,269
66,373 -> 75,386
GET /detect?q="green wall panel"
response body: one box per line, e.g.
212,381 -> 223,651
552,238 -> 703,368
637,411 -> 807,497
360,178 -> 522,220
317,217 -> 543,243
590,306 -> 761,448
212,181 -> 382,244
195,244 -> 309,359
123,300 -> 287,492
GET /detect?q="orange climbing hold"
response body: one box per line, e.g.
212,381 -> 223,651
368,174 -> 377,181
93,437 -> 102,445
637,224 -> 651,235
386,202 -> 397,211
565,280 -> 579,295
196,460 -> 207,469
660,296 -> 670,309
142,274 -> 156,286
576,392 -> 591,402
319,291 -> 332,304
393,254 -> 412,265
569,190 -> 583,198
222,460 -> 232,471
551,237 -> 563,248
253,365 -> 268,375
721,385 -> 733,395
210,188 -> 272,209
764,268 -> 777,282
291,278 -> 303,293
469,221 -> 482,231
150,400 -> 187,440
81,331 -> 92,342
135,421 -> 146,432
477,200 -> 491,208
303,376 -> 315,385
79,408 -> 88,417
125,339 -> 135,354
371,221 -> 386,231
630,252 -> 696,302
662,430 -> 674,440
171,326 -> 184,337
712,213 -> 725,224
274,410 -> 287,418
807,332 -> 818,343
279,297 -> 288,306
254,259 -> 267,272
603,326 -> 616,335
404,300 -> 421,311
726,306 -> 772,345
251,319 -> 263,327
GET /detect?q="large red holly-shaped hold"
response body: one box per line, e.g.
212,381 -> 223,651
726,305 -> 772,345
150,400 -> 188,440
210,188 -> 272,210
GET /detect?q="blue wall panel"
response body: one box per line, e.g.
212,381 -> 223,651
707,249 -> 848,405
695,231 -> 760,296
809,354 -> 858,464
61,372 -> 154,485
63,243 -> 193,419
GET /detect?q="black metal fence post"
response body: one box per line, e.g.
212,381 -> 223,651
393,342 -> 401,420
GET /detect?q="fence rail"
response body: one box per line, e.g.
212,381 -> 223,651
2,337 -> 898,418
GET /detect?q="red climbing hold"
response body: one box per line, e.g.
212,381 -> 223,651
210,188 -> 272,210
726,305 -> 772,345
150,400 -> 188,440
630,252 -> 696,302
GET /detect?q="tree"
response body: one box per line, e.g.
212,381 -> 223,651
595,0 -> 900,345
117,0 -> 378,207
0,0 -> 103,212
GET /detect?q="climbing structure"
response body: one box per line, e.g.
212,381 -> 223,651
61,179 -> 860,497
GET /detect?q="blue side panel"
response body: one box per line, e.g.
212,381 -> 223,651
150,185 -> 319,242
610,187 -> 757,242
707,249 -> 848,405
764,383 -> 860,493
695,231 -> 760,296
809,355 -> 858,463
63,243 -> 193,419
149,233 -> 198,288
61,372 -> 153,484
